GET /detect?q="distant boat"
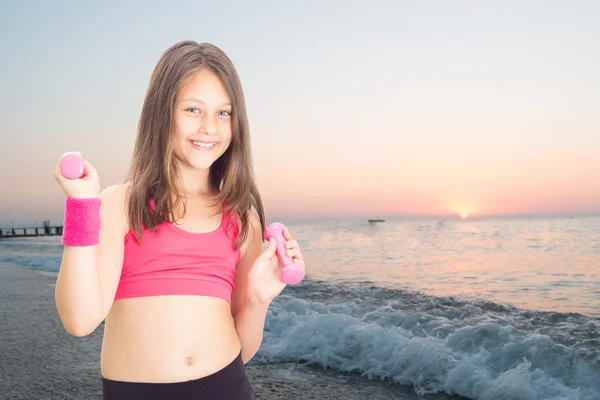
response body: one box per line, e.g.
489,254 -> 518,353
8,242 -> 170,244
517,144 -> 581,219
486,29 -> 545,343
368,216 -> 385,223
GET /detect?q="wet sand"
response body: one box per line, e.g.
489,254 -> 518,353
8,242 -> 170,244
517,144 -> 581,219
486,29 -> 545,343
0,262 -> 462,400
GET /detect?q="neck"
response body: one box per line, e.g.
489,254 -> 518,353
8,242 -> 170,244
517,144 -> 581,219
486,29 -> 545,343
177,164 -> 215,198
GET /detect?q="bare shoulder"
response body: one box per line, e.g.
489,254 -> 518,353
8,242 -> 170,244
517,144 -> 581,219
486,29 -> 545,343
100,180 -> 131,197
98,182 -> 131,233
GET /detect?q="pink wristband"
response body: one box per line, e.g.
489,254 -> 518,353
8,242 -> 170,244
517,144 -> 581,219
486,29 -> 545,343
62,197 -> 102,246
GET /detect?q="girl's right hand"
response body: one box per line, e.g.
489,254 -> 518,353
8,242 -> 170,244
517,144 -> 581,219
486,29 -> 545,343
53,152 -> 101,199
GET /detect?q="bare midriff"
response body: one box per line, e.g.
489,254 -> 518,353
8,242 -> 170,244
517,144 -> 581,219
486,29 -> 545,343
100,295 -> 241,383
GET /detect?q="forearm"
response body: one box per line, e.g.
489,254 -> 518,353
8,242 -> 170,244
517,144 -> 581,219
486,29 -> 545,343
234,297 -> 270,363
55,245 -> 103,336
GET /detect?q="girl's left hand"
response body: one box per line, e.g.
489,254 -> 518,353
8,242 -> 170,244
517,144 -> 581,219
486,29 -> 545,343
247,229 -> 305,306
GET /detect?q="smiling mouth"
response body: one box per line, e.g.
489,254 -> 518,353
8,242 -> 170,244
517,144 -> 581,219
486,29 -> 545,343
190,140 -> 216,150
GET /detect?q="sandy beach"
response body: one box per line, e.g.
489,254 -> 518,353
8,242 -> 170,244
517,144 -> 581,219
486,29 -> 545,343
0,262 -> 461,400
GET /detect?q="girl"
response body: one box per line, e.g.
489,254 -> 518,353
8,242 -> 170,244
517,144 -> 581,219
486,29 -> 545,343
53,40 -> 305,400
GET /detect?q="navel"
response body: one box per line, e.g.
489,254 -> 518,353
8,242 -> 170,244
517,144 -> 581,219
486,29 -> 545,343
185,356 -> 194,366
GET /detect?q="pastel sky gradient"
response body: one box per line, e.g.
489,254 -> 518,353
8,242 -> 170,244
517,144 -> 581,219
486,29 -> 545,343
1,1 -> 599,226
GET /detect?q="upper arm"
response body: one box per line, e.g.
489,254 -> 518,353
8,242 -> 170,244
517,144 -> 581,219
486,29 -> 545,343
230,210 -> 263,318
96,183 -> 129,318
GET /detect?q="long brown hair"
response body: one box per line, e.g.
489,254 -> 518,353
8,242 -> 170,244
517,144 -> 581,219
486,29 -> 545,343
124,40 -> 265,250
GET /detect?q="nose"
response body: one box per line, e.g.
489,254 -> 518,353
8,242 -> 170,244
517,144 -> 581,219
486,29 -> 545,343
201,113 -> 217,135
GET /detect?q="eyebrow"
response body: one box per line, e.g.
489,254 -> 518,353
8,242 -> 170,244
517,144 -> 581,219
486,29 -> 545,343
182,97 -> 231,107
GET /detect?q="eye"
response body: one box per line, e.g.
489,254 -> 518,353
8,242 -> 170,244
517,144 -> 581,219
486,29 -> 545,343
187,108 -> 200,114
219,110 -> 231,117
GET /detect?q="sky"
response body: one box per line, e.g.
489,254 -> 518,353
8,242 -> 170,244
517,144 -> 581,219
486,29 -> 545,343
1,1 -> 599,227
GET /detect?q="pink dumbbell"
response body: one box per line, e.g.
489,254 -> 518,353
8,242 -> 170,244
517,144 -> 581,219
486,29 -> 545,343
60,153 -> 85,179
264,222 -> 305,284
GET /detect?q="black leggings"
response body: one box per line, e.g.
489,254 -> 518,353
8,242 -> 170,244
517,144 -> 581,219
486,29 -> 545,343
102,352 -> 253,400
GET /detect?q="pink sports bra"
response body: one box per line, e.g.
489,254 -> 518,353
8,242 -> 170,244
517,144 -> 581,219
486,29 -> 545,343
113,203 -> 241,305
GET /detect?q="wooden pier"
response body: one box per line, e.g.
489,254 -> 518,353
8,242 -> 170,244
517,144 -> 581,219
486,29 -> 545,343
0,220 -> 63,238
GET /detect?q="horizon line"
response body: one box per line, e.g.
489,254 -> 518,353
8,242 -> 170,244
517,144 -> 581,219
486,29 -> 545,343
266,210 -> 600,222
1,210 -> 599,229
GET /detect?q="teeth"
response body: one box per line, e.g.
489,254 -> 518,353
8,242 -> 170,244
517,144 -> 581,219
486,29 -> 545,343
192,141 -> 215,148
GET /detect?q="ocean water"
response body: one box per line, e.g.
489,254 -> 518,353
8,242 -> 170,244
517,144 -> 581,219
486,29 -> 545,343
1,215 -> 599,400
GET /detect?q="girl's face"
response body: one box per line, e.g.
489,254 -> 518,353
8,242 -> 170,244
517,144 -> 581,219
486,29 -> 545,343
172,68 -> 233,172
